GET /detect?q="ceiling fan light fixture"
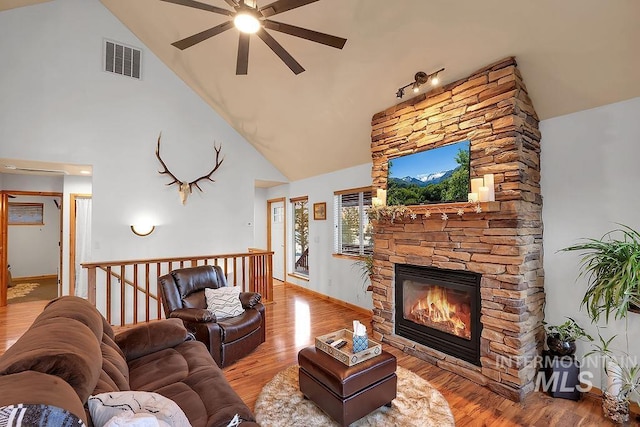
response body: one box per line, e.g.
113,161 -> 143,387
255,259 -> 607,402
234,12 -> 261,34
164,0 -> 347,75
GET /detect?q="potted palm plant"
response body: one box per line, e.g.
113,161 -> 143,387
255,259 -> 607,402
543,317 -> 592,356
354,254 -> 375,292
585,333 -> 640,424
560,224 -> 640,322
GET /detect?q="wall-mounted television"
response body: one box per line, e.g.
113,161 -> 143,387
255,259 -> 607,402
387,140 -> 470,205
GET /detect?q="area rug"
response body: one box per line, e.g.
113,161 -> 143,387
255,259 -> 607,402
254,365 -> 455,426
7,282 -> 39,300
7,280 -> 58,303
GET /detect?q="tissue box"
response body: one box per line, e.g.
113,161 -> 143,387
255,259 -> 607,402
315,329 -> 382,366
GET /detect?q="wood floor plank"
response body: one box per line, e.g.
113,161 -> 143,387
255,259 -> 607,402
0,284 -> 630,426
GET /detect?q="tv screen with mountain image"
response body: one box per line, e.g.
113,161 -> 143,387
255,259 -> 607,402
387,140 -> 470,205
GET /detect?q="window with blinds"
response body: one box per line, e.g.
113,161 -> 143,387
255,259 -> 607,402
334,188 -> 373,256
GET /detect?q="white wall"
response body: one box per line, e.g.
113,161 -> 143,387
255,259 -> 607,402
253,187 -> 268,250
541,96 -> 640,388
7,194 -> 60,278
267,163 -> 374,310
0,0 -> 286,292
2,174 -> 63,193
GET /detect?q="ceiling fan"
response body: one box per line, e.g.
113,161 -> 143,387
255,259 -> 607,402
160,0 -> 347,75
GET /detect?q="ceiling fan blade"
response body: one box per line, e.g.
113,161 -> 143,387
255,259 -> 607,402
160,0 -> 234,16
263,20 -> 346,49
257,28 -> 305,74
236,33 -> 250,75
172,21 -> 234,50
259,0 -> 319,18
222,0 -> 238,6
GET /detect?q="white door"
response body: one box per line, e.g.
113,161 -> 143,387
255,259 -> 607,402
270,200 -> 285,281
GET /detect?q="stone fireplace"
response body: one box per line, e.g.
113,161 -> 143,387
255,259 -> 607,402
370,57 -> 544,401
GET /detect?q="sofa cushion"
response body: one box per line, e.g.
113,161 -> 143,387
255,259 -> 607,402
205,287 -> 244,319
0,318 -> 101,404
88,391 -> 190,427
115,319 -> 188,362
37,296 -> 104,340
153,382 -> 208,427
93,370 -> 120,395
170,342 -> 254,427
128,349 -> 189,391
102,334 -> 128,372
0,371 -> 88,425
100,341 -> 130,392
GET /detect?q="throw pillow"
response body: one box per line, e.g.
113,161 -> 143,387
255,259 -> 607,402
0,404 -> 86,427
87,392 -> 190,427
204,287 -> 244,319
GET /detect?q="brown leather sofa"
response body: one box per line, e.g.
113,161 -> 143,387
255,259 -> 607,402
158,265 -> 265,368
0,296 -> 258,427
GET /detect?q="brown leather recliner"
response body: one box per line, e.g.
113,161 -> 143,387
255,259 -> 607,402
158,265 -> 265,368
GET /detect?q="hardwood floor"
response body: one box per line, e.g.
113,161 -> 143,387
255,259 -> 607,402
0,284 -> 631,426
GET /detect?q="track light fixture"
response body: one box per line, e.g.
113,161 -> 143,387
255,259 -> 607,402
396,68 -> 445,99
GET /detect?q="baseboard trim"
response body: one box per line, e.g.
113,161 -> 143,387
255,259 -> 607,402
12,274 -> 57,282
284,281 -> 372,318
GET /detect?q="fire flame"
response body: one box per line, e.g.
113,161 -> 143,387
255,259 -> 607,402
410,287 -> 470,339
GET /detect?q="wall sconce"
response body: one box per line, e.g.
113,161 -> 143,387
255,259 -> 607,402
396,68 -> 445,99
131,223 -> 155,237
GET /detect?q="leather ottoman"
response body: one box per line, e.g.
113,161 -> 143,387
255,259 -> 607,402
298,346 -> 397,426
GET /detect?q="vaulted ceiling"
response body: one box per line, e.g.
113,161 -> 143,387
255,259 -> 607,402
5,1 -> 640,181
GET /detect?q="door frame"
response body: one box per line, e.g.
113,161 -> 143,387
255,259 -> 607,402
267,197 -> 286,281
69,193 -> 92,297
0,190 -> 64,307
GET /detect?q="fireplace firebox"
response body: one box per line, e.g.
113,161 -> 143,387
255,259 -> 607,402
395,264 -> 481,366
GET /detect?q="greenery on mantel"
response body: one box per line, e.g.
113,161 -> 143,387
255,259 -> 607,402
368,202 -> 483,223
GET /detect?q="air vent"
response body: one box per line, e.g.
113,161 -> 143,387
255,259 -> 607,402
104,40 -> 141,79
4,165 -> 68,175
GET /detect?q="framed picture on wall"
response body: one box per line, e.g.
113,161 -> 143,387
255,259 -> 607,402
313,202 -> 326,220
8,203 -> 44,225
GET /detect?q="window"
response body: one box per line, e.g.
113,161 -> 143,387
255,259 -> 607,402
291,197 -> 309,276
272,205 -> 284,223
334,187 -> 373,256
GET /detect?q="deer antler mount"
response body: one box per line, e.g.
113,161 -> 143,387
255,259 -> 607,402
156,133 -> 224,205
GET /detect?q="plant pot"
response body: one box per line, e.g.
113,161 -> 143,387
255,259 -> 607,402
546,334 -> 576,356
602,391 -> 629,424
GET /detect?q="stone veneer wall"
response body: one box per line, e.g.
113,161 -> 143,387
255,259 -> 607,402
370,57 -> 544,401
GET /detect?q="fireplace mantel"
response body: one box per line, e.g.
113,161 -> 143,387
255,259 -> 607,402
369,57 -> 544,402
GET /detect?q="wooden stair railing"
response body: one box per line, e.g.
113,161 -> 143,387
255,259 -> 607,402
295,248 -> 308,269
82,250 -> 273,326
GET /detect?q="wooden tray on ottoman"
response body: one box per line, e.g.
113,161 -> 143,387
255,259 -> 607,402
315,329 -> 382,366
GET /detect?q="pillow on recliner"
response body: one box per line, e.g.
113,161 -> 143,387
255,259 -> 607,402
205,286 -> 244,319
